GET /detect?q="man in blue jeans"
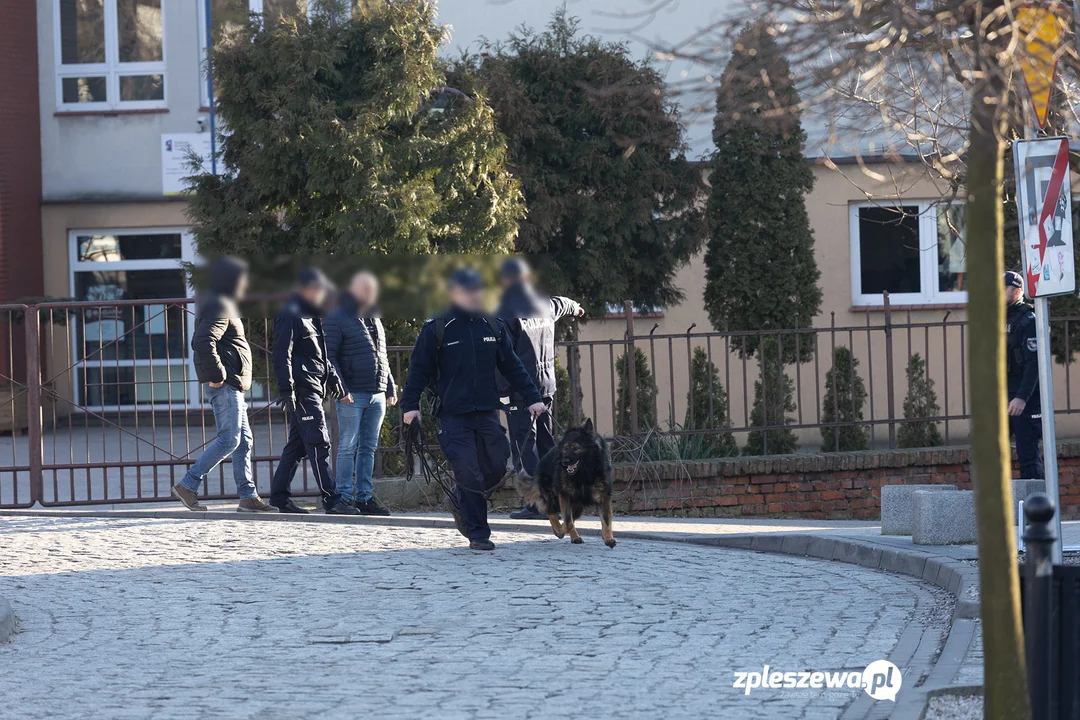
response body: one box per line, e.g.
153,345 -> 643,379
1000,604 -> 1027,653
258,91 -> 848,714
172,256 -> 276,512
325,271 -> 396,515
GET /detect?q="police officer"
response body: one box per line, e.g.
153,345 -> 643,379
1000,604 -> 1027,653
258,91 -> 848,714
400,267 -> 545,551
1005,270 -> 1044,479
495,258 -> 583,520
270,268 -> 360,515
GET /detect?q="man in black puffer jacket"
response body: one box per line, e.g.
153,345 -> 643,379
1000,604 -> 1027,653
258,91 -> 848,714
325,271 -> 397,515
173,256 -> 276,513
496,258 -> 583,520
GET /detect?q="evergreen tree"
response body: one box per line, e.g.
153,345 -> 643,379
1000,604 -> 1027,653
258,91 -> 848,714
744,337 -> 799,455
704,23 -> 822,362
553,356 -> 573,432
187,3 -> 523,258
452,9 -> 706,316
820,346 -> 869,452
615,347 -> 658,435
897,353 -> 944,448
684,347 -> 738,457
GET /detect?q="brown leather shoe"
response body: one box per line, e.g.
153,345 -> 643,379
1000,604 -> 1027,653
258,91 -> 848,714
237,497 -> 278,513
171,484 -> 207,511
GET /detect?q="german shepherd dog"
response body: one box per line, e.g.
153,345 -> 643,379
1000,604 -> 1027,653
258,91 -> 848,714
516,419 -> 616,548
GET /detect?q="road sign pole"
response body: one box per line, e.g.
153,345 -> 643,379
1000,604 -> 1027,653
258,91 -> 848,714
1033,296 -> 1063,563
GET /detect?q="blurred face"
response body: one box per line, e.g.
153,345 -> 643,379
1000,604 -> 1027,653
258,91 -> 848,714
1006,286 -> 1023,305
234,273 -> 248,301
301,284 -> 327,308
449,284 -> 483,312
350,272 -> 378,310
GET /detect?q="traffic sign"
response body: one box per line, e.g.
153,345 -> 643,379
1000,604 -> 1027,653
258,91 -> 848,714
1017,5 -> 1066,129
1014,136 -> 1075,298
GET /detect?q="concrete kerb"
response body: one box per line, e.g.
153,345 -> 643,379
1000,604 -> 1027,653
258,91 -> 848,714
0,595 -> 13,643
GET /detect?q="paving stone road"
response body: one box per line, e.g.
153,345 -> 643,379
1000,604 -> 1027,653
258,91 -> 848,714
0,516 -> 949,720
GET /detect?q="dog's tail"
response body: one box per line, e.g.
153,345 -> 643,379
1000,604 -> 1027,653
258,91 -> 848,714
514,469 -> 541,507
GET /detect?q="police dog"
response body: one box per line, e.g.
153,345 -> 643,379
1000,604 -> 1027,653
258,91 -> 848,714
516,418 -> 616,548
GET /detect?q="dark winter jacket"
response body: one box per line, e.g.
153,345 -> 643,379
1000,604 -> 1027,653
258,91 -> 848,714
272,294 -> 343,399
400,305 -> 542,416
1006,300 -> 1040,409
191,257 -> 252,392
324,294 -> 396,398
495,282 -> 581,401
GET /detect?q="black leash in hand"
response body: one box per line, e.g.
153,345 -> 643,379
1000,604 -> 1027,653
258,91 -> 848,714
404,418 -> 512,504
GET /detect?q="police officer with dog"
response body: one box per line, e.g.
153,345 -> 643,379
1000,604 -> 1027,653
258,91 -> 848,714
495,258 -> 584,520
270,268 -> 360,515
1005,270 -> 1044,479
400,267 -> 545,551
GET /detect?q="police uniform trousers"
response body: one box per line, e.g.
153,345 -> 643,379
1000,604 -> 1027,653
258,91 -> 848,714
506,397 -> 554,476
437,410 -> 511,541
1009,402 -> 1044,480
271,391 -> 339,506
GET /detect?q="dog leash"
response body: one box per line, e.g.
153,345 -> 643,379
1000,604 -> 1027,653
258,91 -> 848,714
404,419 -> 508,504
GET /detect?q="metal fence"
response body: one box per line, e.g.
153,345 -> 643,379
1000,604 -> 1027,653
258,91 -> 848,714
4,296 -> 1080,508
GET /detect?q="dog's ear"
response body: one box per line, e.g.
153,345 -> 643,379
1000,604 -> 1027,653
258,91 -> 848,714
583,417 -> 594,433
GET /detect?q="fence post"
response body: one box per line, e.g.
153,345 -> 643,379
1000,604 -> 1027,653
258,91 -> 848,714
883,291 -> 897,448
624,301 -> 638,436
25,306 -> 43,506
1023,492 -> 1056,720
568,325 -> 583,425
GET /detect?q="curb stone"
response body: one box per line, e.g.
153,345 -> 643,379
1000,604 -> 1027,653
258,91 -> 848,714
0,596 -> 14,643
0,508 -> 980,717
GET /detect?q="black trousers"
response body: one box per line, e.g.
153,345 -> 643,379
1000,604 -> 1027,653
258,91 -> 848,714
506,397 -> 554,476
1010,408 -> 1044,479
437,411 -> 510,541
271,392 -> 339,507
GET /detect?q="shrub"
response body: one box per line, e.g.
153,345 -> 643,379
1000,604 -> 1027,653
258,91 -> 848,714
897,353 -> 944,448
820,346 -> 870,452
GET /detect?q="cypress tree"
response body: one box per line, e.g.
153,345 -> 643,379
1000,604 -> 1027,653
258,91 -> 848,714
705,22 -> 822,362
685,347 -> 738,457
744,337 -> 798,455
615,347 -> 658,435
897,353 -> 944,448
820,346 -> 870,452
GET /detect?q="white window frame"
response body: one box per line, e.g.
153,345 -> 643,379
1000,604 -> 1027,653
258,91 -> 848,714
849,201 -> 969,307
54,0 -> 168,112
68,228 -> 197,411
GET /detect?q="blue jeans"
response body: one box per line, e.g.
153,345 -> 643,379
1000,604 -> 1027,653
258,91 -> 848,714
335,392 -> 387,502
180,384 -> 257,499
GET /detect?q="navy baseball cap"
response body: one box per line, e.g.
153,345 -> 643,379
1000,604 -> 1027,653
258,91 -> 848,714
1004,271 -> 1024,289
449,267 -> 484,290
499,257 -> 531,280
298,267 -> 333,289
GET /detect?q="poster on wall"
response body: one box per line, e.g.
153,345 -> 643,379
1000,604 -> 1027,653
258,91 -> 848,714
161,133 -> 215,196
1013,136 -> 1076,298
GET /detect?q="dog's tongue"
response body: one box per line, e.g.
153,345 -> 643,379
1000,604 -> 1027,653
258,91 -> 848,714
566,461 -> 579,474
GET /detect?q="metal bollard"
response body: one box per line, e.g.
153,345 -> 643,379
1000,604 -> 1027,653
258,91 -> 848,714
1024,492 -> 1057,720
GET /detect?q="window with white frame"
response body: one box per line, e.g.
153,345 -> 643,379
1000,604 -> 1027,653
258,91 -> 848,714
69,229 -> 195,408
56,0 -> 166,111
849,202 -> 967,306
198,0 -> 351,107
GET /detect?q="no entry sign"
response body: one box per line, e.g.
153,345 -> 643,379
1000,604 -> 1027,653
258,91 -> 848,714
1014,136 -> 1076,298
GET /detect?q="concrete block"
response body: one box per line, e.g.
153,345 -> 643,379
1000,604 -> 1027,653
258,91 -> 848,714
913,490 -> 977,545
881,484 -> 958,535
1011,479 -> 1046,525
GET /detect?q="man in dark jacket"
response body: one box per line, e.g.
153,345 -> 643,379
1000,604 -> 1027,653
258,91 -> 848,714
325,271 -> 396,515
270,268 -> 359,515
173,256 -> 275,512
496,258 -> 584,520
1005,271 -> 1043,479
400,267 -> 545,550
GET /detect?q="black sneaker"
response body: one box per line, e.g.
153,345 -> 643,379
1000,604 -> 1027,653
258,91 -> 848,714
469,539 -> 495,551
325,500 -> 361,515
355,498 -> 391,516
509,505 -> 544,520
272,499 -> 309,514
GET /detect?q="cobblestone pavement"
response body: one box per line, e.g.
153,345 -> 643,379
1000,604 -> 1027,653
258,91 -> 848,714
0,516 -> 949,720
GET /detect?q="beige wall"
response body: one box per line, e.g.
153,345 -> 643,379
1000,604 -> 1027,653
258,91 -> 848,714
575,162 -> 1080,444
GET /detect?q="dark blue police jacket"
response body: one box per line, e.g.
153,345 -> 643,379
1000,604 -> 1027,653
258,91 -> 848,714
400,306 -> 542,416
495,282 -> 580,402
1006,300 -> 1040,411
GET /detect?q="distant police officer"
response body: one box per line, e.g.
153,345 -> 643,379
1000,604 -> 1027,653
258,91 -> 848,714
495,258 -> 584,520
1005,270 -> 1044,479
400,268 -> 545,551
270,268 -> 360,515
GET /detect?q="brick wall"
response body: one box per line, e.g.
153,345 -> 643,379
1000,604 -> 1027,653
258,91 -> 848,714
599,443 -> 1080,520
